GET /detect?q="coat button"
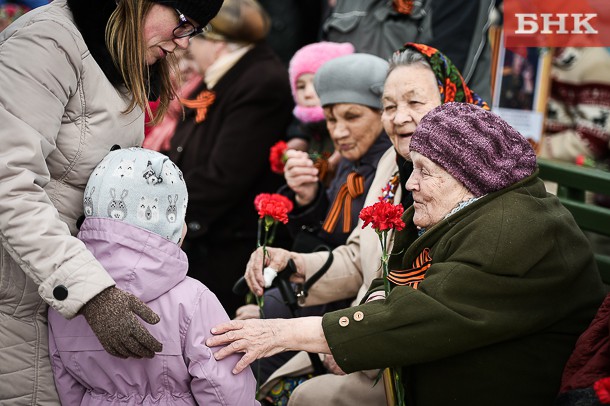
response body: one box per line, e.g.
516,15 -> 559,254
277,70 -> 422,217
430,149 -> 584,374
353,311 -> 364,321
53,285 -> 68,301
339,316 -> 349,327
176,146 -> 183,152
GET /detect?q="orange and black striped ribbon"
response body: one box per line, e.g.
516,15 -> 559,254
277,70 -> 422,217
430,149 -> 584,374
388,248 -> 431,289
180,90 -> 216,123
322,172 -> 364,234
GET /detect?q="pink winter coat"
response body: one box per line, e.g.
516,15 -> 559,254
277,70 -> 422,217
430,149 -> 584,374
48,217 -> 259,405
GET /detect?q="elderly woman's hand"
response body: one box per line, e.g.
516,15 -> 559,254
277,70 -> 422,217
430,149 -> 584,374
233,304 -> 260,320
284,149 -> 319,206
206,316 -> 330,374
245,246 -> 306,296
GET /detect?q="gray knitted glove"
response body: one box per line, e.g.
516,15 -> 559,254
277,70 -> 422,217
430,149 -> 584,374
81,286 -> 163,359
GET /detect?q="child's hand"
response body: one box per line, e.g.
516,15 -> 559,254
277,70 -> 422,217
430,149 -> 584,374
284,149 -> 319,206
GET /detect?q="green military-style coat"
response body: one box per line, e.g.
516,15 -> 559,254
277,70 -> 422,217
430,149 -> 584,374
323,173 -> 605,405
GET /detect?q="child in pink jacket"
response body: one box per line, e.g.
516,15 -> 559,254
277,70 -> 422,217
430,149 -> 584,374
48,147 -> 259,405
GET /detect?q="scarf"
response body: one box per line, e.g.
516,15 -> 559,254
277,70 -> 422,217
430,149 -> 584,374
398,43 -> 490,110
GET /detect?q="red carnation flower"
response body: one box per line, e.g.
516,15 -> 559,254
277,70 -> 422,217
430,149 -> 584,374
358,199 -> 406,405
359,201 -> 405,232
254,193 -> 294,224
269,141 -> 288,174
595,377 -> 610,404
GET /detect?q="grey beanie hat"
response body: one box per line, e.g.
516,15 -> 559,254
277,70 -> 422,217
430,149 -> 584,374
84,148 -> 188,244
313,53 -> 389,110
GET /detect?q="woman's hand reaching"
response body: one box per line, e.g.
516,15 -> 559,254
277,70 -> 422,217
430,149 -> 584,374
206,316 -> 330,374
244,247 -> 305,296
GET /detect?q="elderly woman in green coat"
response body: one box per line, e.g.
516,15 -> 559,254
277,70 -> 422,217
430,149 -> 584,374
207,102 -> 605,406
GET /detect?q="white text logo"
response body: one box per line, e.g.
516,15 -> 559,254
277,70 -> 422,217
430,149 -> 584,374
515,13 -> 598,34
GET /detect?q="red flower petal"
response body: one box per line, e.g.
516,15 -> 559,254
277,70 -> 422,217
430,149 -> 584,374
595,377 -> 610,404
359,201 -> 405,232
254,193 -> 294,224
269,141 -> 288,174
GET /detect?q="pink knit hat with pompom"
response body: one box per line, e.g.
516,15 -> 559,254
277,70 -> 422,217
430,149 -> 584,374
289,42 -> 355,122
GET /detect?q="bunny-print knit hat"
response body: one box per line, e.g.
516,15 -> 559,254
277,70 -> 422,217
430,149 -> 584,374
84,147 -> 188,244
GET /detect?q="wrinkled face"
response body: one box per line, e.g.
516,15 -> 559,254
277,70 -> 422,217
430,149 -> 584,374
324,103 -> 383,161
295,73 -> 321,107
143,4 -> 192,65
381,65 -> 442,160
406,151 -> 474,229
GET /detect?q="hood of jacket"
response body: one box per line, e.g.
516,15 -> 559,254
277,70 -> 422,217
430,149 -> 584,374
78,217 -> 188,302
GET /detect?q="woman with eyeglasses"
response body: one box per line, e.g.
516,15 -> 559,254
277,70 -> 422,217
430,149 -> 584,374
0,0 -> 222,404
167,0 -> 294,318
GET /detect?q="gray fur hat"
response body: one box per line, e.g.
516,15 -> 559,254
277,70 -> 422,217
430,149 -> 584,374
313,53 -> 389,110
84,147 -> 188,244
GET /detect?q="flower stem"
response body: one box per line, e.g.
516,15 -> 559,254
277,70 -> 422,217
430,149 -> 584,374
254,218 -> 269,396
379,230 -> 405,405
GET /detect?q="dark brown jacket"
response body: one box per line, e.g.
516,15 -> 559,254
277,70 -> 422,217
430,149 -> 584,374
168,43 -> 293,315
169,43 -> 293,243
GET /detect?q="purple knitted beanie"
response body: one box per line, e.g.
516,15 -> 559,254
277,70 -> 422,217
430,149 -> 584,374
410,103 -> 537,197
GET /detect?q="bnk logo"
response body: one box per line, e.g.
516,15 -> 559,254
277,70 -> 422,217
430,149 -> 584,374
516,14 -> 598,34
505,0 -> 610,47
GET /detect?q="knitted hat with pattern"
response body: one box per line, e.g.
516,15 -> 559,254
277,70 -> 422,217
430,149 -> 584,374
84,147 -> 188,244
410,103 -> 537,197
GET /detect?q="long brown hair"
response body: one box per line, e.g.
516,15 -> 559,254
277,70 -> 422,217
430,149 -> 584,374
105,0 -> 178,126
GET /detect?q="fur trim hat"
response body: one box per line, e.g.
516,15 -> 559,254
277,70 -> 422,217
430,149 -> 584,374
200,0 -> 270,43
152,0 -> 223,27
314,53 -> 388,110
410,103 -> 537,197
84,148 -> 188,244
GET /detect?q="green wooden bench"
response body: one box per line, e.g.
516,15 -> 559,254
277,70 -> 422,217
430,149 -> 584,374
537,158 -> 610,284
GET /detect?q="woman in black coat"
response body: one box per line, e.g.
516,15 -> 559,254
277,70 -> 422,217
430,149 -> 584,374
168,0 -> 294,317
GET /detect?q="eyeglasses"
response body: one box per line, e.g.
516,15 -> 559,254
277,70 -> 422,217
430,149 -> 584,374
172,9 -> 208,39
